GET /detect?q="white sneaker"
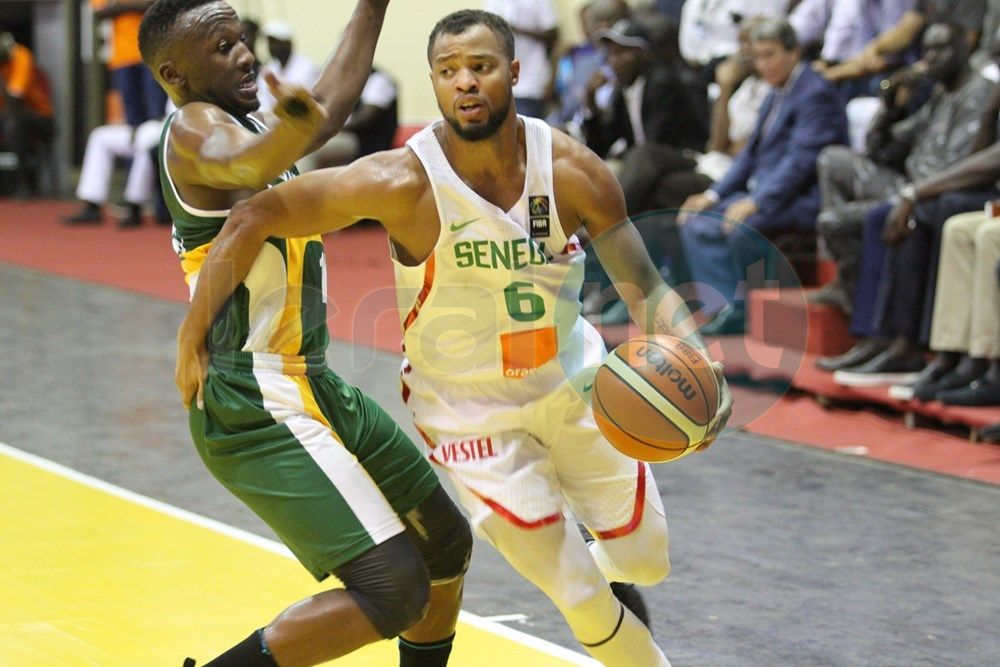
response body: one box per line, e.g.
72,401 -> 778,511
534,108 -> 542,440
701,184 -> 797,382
833,370 -> 921,387
887,384 -> 915,400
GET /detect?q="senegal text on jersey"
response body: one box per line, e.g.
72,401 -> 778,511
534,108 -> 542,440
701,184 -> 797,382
454,238 -> 550,270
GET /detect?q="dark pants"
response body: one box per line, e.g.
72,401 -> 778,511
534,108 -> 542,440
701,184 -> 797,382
680,191 -> 819,306
0,106 -> 54,193
112,64 -> 167,127
585,142 -> 710,290
852,189 -> 999,341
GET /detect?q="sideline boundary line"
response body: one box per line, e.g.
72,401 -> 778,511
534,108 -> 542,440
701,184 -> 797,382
0,440 -> 598,666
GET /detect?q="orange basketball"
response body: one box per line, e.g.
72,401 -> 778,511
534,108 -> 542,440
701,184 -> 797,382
592,335 -> 720,463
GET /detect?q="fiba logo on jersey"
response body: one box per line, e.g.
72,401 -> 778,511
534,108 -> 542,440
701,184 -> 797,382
529,195 -> 550,239
529,195 -> 549,216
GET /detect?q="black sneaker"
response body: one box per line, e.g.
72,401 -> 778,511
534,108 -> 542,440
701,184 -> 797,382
183,659 -> 196,667
63,203 -> 103,225
610,581 -> 651,630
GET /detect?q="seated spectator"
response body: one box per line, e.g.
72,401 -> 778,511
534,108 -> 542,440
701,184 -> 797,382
821,34 -> 999,384
485,0 -> 559,118
811,22 -> 993,320
547,0 -> 629,133
678,0 -> 788,85
300,68 -> 398,171
678,19 -> 848,334
793,0 -> 916,100
255,20 -> 318,113
63,102 -> 173,227
697,17 -> 771,181
579,18 -> 710,321
821,0 -> 986,89
0,30 -> 54,197
914,204 -> 1000,405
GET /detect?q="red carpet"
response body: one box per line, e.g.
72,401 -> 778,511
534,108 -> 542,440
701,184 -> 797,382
0,199 -> 403,352
3,198 -> 998,484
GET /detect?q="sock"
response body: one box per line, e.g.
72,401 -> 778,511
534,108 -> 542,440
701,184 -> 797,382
398,632 -> 455,667
580,605 -> 671,667
202,629 -> 277,667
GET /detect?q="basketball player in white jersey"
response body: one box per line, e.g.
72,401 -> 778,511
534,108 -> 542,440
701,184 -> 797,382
177,10 -> 732,666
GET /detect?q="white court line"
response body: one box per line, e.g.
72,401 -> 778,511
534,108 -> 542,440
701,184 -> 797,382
0,441 -> 599,666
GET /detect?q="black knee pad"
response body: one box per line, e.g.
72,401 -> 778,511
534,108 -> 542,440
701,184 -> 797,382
402,485 -> 473,583
333,532 -> 430,639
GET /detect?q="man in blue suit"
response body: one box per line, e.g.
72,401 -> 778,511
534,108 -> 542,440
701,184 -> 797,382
678,18 -> 848,334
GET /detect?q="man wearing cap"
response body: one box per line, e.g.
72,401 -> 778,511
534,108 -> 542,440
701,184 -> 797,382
256,20 -> 320,113
580,17 -> 709,322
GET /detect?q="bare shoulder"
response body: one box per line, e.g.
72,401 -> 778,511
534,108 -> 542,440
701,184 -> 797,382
550,127 -> 625,231
168,102 -> 234,139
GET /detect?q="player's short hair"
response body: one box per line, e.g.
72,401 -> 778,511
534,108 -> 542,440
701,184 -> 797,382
749,18 -> 798,51
427,10 -> 515,64
139,0 -> 218,69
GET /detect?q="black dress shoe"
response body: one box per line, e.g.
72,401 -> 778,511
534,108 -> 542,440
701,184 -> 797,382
816,338 -> 888,372
936,376 -> 1000,406
63,204 -> 103,225
833,350 -> 925,386
888,362 -> 953,400
912,366 -> 984,402
699,302 -> 745,336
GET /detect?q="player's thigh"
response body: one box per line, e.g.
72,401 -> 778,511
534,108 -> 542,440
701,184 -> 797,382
193,371 -> 407,579
551,411 -> 666,537
310,371 -> 440,518
422,426 -> 563,533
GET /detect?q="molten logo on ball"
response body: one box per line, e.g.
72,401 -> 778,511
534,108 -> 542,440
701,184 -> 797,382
591,335 -> 720,463
635,344 -> 696,402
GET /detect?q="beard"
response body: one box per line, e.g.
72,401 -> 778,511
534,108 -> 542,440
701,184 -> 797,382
444,93 -> 512,142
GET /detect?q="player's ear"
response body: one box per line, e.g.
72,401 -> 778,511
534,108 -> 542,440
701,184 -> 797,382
160,60 -> 184,89
509,58 -> 520,87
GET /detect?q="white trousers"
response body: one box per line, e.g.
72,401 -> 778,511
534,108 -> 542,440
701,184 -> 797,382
75,119 -> 164,206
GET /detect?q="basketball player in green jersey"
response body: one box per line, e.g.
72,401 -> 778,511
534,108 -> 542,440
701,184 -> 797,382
139,2 -> 472,666
176,10 -> 734,665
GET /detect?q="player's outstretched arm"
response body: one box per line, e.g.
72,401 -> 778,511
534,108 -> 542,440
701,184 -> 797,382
168,73 -> 328,191
175,150 -> 415,408
553,134 -> 733,446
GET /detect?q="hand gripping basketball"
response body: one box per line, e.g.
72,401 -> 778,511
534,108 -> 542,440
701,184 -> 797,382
592,335 -> 725,463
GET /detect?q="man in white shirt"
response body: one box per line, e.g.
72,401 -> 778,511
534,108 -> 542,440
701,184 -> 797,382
255,20 -> 319,112
484,0 -> 559,117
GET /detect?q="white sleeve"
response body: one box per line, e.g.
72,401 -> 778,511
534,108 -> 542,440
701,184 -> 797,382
360,72 -> 397,109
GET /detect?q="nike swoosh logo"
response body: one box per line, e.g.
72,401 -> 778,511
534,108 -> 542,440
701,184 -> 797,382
449,217 -> 480,232
582,382 -> 594,393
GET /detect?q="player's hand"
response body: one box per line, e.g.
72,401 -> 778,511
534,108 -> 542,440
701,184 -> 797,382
265,71 -> 328,135
677,192 -> 715,224
176,326 -> 209,411
698,362 -> 732,452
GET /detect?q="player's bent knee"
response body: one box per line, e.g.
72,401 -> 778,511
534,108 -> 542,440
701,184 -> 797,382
404,485 -> 473,583
334,532 -> 431,639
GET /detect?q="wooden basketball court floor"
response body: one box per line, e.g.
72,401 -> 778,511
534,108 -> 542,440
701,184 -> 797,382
2,208 -> 1000,665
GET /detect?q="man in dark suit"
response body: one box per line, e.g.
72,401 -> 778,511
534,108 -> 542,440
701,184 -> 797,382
679,18 -> 848,333
580,17 -> 708,321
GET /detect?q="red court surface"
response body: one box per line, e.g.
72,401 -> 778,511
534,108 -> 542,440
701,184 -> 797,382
3,198 -> 999,484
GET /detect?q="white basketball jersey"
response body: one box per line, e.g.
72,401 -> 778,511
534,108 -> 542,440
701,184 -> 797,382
395,117 -> 606,395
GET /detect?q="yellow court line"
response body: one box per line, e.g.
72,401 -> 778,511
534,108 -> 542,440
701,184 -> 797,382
0,442 -> 596,667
